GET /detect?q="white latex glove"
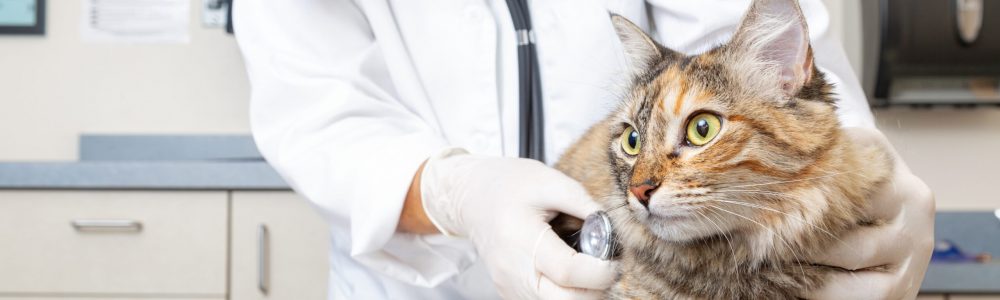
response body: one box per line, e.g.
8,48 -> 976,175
804,127 -> 936,300
421,148 -> 616,300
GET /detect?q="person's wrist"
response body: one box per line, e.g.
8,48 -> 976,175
397,160 -> 440,234
420,147 -> 472,237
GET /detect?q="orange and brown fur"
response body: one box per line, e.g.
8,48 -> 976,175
553,0 -> 892,298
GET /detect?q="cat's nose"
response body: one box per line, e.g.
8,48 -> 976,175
630,182 -> 659,208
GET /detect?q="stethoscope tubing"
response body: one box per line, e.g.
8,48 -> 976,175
506,0 -> 545,162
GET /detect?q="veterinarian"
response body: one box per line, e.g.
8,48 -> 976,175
235,0 -> 934,299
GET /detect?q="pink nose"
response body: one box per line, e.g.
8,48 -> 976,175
630,183 -> 659,208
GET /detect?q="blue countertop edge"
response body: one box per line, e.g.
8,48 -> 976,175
921,263 -> 1000,294
0,161 -> 290,190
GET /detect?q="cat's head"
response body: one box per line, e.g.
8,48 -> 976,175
607,0 -> 841,248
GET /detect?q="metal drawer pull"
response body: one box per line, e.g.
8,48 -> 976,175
71,219 -> 143,232
258,224 -> 270,295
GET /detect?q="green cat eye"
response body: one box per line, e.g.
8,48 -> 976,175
686,113 -> 722,146
620,126 -> 641,155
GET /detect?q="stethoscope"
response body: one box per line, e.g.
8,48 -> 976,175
505,0 -> 545,162
505,0 -> 616,260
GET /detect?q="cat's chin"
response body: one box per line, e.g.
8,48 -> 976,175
641,213 -> 722,243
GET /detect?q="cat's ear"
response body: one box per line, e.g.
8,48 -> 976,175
728,0 -> 814,96
610,14 -> 663,74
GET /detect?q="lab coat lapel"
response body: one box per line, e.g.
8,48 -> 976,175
387,1 -> 502,155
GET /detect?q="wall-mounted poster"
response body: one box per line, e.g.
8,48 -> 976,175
0,0 -> 44,35
81,0 -> 189,44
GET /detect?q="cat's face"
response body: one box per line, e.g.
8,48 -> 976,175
608,1 -> 839,243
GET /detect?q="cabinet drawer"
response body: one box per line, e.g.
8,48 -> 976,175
230,191 -> 329,300
0,190 -> 227,297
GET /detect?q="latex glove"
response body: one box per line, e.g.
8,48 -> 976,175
421,148 -> 616,300
804,128 -> 936,300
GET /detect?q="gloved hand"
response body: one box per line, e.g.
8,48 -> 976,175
804,127 -> 936,299
421,148 -> 616,299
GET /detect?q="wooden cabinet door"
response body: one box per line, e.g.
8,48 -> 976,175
230,191 -> 330,300
0,190 -> 227,297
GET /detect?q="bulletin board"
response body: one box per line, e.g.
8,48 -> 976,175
0,0 -> 44,35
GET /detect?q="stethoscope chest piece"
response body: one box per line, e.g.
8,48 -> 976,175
579,210 -> 616,260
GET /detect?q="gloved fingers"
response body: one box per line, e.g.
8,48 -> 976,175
894,171 -> 935,221
842,127 -> 908,221
813,161 -> 934,271
801,269 -> 902,300
536,275 -> 605,300
534,227 -> 617,290
842,128 -> 935,219
535,177 -> 604,220
865,164 -> 933,225
842,127 -> 910,174
809,218 -> 910,271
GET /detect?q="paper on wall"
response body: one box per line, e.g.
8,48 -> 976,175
81,0 -> 190,44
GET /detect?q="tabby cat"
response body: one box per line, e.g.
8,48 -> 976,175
553,0 -> 892,298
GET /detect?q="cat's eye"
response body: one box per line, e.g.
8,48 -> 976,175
686,113 -> 722,146
620,126 -> 641,155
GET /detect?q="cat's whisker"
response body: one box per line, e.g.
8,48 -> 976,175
714,189 -> 790,198
708,192 -> 861,255
706,205 -> 808,277
693,208 -> 741,274
710,169 -> 863,190
607,201 -> 629,212
708,198 -> 850,247
714,188 -> 789,195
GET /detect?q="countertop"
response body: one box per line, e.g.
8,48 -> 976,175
0,135 -> 289,190
0,161 -> 288,190
921,211 -> 1000,294
922,263 -> 1000,294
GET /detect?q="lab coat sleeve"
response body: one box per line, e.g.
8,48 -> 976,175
800,0 -> 877,129
234,0 -> 476,287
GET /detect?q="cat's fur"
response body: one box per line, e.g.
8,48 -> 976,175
553,0 -> 892,298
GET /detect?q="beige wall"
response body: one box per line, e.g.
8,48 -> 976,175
1,1 -> 995,210
875,109 -> 1000,210
0,0 -> 250,161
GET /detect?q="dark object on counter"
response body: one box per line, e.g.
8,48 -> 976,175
932,239 -> 992,263
862,0 -> 1000,107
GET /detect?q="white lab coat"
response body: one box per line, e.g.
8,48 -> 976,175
234,0 -> 875,299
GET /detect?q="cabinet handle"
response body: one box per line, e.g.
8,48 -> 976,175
258,224 -> 270,295
71,219 -> 142,232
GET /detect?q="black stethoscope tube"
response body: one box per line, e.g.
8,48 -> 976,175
505,0 -> 545,162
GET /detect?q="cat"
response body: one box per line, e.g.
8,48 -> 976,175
552,0 -> 893,298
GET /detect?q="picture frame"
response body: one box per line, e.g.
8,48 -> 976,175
0,0 -> 45,35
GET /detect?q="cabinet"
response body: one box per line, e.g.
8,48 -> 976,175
0,190 -> 329,299
0,190 -> 227,298
230,191 -> 330,300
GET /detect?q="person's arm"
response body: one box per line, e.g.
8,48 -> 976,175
398,161 -> 438,234
237,0 -> 617,295
235,0 -> 464,287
